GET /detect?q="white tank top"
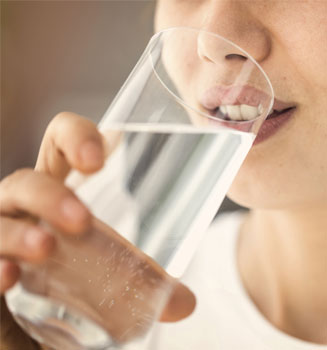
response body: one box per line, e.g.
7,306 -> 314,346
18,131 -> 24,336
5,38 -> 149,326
137,211 -> 327,350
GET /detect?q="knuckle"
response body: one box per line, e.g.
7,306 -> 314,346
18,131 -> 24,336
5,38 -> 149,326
38,182 -> 76,213
11,168 -> 34,180
32,175 -> 71,202
55,186 -> 75,204
52,111 -> 73,124
2,168 -> 33,183
0,219 -> 22,246
0,167 -> 71,212
46,111 -> 75,136
48,112 -> 97,141
0,168 -> 34,196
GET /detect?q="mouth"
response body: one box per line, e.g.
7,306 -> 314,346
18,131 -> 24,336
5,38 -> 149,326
207,102 -> 297,145
200,85 -> 297,143
201,85 -> 296,122
209,104 -> 296,122
253,106 -> 296,145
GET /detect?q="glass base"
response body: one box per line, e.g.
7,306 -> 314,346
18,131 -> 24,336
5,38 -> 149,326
5,283 -> 117,350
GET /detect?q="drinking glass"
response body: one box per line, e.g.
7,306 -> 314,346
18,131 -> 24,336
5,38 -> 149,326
5,27 -> 274,350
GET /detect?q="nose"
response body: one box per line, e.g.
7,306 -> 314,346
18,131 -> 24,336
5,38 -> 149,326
197,1 -> 271,64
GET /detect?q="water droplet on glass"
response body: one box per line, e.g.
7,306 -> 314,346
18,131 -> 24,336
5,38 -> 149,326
99,298 -> 106,307
108,299 -> 115,309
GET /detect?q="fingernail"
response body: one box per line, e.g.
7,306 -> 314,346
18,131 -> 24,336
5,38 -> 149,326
80,140 -> 103,169
61,197 -> 89,223
25,228 -> 52,249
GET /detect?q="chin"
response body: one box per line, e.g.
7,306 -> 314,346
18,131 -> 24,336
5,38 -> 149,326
227,170 -> 320,211
227,185 -> 256,210
226,164 -> 288,210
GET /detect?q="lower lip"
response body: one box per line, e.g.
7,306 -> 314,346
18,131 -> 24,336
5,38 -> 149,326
253,108 -> 296,145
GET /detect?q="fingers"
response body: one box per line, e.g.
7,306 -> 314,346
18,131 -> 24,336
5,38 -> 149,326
160,282 -> 196,322
0,260 -> 20,294
0,217 -> 55,264
35,112 -> 105,180
0,168 -> 91,234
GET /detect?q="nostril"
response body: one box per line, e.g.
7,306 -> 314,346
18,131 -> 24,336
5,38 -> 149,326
225,53 -> 247,61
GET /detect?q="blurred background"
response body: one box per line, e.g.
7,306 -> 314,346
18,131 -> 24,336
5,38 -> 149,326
1,0 -> 240,212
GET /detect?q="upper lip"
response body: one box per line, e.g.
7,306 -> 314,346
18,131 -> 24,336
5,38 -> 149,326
200,85 -> 296,113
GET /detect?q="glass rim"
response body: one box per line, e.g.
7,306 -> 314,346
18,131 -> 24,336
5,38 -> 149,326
149,26 -> 275,127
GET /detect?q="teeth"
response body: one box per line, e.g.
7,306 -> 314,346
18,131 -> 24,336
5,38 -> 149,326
226,105 -> 241,120
240,104 -> 259,120
258,104 -> 263,114
219,104 -> 261,121
220,105 -> 227,115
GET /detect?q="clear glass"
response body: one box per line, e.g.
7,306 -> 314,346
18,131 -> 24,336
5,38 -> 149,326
5,27 -> 274,350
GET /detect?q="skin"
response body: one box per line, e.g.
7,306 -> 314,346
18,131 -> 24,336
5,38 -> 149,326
1,0 -> 326,347
155,0 -> 327,344
0,113 -> 195,349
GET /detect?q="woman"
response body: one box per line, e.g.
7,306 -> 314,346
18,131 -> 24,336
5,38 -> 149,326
1,0 -> 326,349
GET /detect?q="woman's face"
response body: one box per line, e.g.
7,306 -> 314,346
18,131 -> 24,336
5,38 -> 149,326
155,0 -> 327,211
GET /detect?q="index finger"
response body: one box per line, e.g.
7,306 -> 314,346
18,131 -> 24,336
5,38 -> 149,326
35,112 -> 105,180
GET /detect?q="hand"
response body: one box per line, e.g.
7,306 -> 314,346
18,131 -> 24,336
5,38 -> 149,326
0,112 -> 196,349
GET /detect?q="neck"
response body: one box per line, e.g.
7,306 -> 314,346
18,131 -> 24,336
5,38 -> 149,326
238,206 -> 327,344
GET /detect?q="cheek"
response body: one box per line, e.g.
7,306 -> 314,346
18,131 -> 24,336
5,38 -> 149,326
269,4 -> 327,90
227,150 -> 299,210
161,33 -> 200,103
227,107 -> 327,210
155,1 -> 184,31
155,0 -> 205,32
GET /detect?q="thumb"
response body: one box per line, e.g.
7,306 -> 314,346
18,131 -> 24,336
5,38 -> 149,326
160,282 -> 196,322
